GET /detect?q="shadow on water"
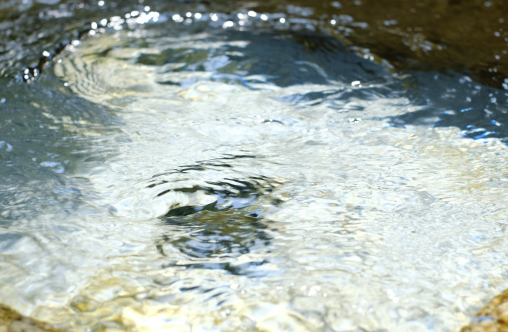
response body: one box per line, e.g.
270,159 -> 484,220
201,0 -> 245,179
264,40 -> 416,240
384,71 -> 508,143
0,76 -> 118,225
136,29 -> 393,89
5,0 -> 508,90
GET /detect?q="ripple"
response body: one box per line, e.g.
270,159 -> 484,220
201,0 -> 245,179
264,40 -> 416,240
3,9 -> 508,332
110,156 -> 283,219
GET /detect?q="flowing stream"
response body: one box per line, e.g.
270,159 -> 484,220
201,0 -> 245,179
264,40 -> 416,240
1,2 -> 508,331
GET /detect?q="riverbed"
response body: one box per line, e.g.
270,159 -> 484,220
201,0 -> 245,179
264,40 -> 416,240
1,1 -> 508,331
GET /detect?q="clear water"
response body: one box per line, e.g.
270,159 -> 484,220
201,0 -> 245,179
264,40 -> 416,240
2,6 -> 508,332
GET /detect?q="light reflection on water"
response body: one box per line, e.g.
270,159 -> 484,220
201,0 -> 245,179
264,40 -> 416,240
1,8 -> 508,332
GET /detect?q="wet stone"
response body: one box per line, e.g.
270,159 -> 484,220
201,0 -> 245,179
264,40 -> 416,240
462,290 -> 508,332
0,304 -> 62,332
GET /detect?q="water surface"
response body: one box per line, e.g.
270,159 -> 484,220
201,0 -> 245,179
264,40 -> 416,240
1,2 -> 508,332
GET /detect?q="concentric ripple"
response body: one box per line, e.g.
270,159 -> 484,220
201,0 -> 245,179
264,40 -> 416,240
2,12 -> 508,332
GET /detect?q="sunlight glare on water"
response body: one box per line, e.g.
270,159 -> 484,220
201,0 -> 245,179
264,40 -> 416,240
2,9 -> 508,332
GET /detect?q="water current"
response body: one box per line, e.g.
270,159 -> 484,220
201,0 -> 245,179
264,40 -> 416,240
1,2 -> 508,332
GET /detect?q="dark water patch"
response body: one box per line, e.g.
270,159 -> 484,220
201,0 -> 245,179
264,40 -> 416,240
251,0 -> 508,90
110,153 -> 283,219
160,209 -> 273,275
152,159 -> 277,276
222,31 -> 383,87
146,156 -> 280,202
383,71 -> 508,142
142,28 -> 391,88
0,77 -> 118,224
4,0 -> 508,90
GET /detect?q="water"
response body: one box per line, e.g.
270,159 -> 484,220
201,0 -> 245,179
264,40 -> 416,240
1,2 -> 508,332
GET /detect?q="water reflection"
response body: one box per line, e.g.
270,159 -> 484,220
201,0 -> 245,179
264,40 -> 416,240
148,158 -> 277,275
134,29 -> 390,90
0,76 -> 116,226
160,210 -> 272,276
386,71 -> 508,142
2,2 -> 508,331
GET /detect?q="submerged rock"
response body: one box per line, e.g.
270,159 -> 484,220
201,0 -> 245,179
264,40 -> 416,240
462,290 -> 508,332
0,304 -> 62,332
